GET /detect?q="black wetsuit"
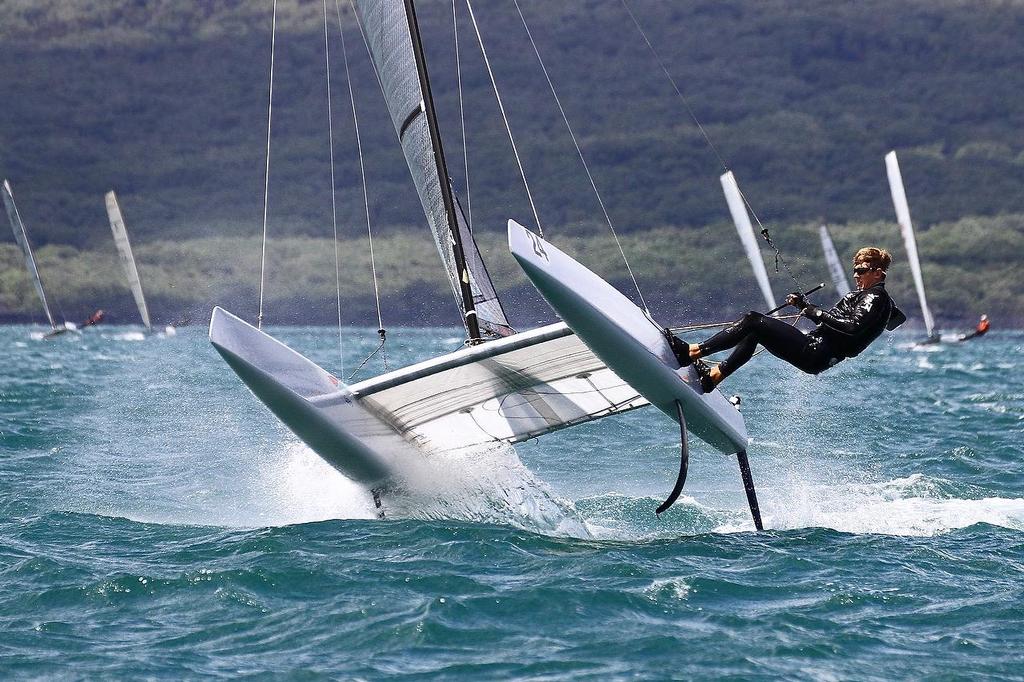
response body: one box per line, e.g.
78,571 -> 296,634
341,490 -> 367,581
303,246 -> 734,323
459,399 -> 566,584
698,282 -> 904,380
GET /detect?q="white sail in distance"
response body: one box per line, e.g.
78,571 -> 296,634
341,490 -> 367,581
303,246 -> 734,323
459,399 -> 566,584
885,151 -> 935,338
720,171 -> 776,310
105,191 -> 152,331
354,0 -> 511,338
2,180 -> 59,330
818,224 -> 851,297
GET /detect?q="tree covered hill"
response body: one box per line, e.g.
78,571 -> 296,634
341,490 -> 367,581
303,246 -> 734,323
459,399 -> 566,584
0,0 -> 1022,325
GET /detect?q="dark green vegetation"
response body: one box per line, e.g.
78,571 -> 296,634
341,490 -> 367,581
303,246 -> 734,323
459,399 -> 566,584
1,0 -> 1022,327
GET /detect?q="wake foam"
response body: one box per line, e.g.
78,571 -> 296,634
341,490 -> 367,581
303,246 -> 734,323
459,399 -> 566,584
761,474 -> 1024,536
105,332 -> 146,342
252,443 -> 379,524
218,440 -> 592,538
382,441 -> 592,538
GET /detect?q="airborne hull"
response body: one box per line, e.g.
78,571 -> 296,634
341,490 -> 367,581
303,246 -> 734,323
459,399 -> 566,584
508,220 -> 747,455
210,307 -> 407,486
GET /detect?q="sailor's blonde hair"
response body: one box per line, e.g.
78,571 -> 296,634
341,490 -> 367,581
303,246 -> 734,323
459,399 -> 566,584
853,247 -> 891,272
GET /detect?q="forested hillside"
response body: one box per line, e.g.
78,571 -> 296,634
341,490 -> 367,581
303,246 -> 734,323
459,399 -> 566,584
1,0 -> 1022,326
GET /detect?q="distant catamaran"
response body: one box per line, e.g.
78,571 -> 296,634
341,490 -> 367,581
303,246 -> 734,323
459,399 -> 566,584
2,179 -> 70,338
720,171 -> 777,310
818,224 -> 851,297
105,190 -> 152,332
885,151 -> 939,343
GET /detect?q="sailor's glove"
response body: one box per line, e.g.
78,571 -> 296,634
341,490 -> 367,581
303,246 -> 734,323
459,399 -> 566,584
785,292 -> 806,310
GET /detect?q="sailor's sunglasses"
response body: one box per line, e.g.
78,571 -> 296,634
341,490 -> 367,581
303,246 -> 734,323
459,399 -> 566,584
853,265 -> 877,275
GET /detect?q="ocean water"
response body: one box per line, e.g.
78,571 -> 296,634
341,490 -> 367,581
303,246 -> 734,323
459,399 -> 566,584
1,324 -> 1022,679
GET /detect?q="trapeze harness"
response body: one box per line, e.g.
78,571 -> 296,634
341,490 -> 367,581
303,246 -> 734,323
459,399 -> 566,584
698,282 -> 906,381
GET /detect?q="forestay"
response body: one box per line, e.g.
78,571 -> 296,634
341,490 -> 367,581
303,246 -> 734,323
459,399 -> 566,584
818,224 -> 851,297
885,151 -> 935,338
720,171 -> 777,310
105,191 -> 152,331
354,0 -> 511,338
2,180 -> 58,330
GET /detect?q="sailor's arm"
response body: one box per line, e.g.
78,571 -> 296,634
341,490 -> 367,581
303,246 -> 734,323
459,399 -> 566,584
801,293 -> 887,335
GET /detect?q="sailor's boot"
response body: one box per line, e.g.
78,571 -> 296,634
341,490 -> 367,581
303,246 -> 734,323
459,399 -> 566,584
666,331 -> 693,367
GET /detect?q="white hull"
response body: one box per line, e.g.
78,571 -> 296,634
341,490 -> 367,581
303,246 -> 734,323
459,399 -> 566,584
508,220 -> 747,455
210,307 -> 406,486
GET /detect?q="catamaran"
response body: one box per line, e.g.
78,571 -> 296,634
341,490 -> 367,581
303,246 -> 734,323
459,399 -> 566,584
2,179 -> 71,339
105,190 -> 154,333
818,224 -> 851,298
885,151 -> 939,344
210,0 -> 762,527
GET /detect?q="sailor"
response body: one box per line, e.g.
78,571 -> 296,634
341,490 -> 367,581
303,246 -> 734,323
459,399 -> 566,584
959,314 -> 990,342
80,309 -> 105,327
671,247 -> 905,392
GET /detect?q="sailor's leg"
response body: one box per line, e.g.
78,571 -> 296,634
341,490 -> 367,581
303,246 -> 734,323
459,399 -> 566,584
712,311 -> 815,378
746,318 -> 823,373
697,311 -> 763,356
715,335 -> 759,380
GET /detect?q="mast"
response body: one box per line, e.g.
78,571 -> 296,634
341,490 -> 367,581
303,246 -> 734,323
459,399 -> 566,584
403,0 -> 481,341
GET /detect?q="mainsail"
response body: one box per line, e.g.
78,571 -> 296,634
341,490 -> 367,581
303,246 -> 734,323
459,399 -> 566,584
105,191 -> 152,331
818,224 -> 851,297
885,151 -> 936,339
2,180 -> 59,331
720,171 -> 777,310
354,0 -> 512,339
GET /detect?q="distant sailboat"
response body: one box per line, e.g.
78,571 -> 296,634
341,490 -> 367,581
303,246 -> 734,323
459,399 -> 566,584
105,190 -> 153,332
720,171 -> 777,310
818,224 -> 851,297
885,151 -> 939,343
2,179 -> 70,338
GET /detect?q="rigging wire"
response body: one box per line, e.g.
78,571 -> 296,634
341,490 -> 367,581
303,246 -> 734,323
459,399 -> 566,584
323,0 -> 345,372
511,0 -> 650,315
257,0 -> 278,329
618,0 -> 804,291
337,0 -> 388,372
453,0 -> 472,232
345,340 -> 387,383
464,0 -> 544,236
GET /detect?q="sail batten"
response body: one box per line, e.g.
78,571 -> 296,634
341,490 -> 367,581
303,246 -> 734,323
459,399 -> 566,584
818,224 -> 851,297
2,180 -> 58,330
354,0 -> 511,339
885,151 -> 935,338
